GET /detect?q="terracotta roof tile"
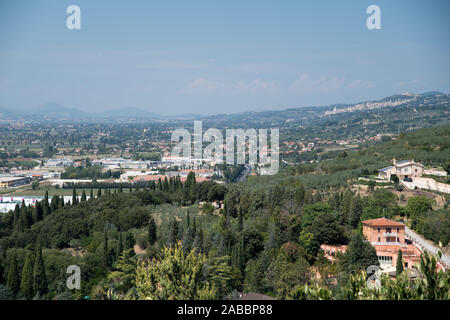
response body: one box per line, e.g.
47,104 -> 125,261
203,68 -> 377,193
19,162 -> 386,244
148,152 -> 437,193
362,218 -> 404,227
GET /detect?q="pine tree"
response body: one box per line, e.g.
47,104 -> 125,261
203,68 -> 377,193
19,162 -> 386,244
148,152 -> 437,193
148,217 -> 157,246
33,245 -> 48,296
108,249 -> 136,292
341,232 -> 379,274
135,243 -> 216,299
396,249 -> 404,276
97,188 -> 102,198
20,251 -> 34,299
6,251 -> 20,296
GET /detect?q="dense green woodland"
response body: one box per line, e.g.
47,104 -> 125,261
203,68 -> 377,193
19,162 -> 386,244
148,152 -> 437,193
0,125 -> 449,300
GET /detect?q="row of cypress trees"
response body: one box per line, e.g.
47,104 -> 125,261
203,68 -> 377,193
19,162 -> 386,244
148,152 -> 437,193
5,245 -> 48,299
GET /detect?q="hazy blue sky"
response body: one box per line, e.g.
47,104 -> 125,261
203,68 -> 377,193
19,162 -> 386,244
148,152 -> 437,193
0,0 -> 449,115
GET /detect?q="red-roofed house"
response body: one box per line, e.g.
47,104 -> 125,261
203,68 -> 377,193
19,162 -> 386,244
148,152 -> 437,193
362,218 -> 421,269
362,218 -> 405,245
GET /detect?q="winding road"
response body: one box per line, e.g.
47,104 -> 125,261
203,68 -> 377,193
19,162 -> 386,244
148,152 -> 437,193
235,164 -> 252,182
405,226 -> 450,268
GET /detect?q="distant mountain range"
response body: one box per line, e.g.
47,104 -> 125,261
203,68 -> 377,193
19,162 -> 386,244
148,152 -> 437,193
0,91 -> 448,122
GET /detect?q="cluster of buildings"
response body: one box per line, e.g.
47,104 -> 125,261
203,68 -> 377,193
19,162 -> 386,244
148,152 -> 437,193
92,156 -> 218,171
45,158 -> 75,167
321,217 -> 446,274
131,169 -> 218,184
0,170 -> 61,189
91,156 -> 222,184
324,96 -> 417,116
0,195 -> 86,213
0,176 -> 32,188
377,159 -> 450,194
361,218 -> 422,269
377,159 -> 424,181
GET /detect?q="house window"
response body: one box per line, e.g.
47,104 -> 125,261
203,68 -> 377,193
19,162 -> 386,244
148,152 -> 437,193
378,228 -> 380,233
405,262 -> 408,268
397,237 -> 400,242
386,228 -> 391,233
397,228 -> 399,232
378,237 -> 380,242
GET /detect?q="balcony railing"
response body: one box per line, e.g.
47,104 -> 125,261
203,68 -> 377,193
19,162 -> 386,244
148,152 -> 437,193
371,241 -> 406,247
383,232 -> 398,237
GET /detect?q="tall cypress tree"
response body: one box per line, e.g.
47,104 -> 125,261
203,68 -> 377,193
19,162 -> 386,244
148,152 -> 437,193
13,204 -> 20,230
6,251 -> 20,296
32,202 -> 43,224
158,178 -> 163,191
43,190 -> 50,217
168,219 -> 179,246
81,190 -> 87,202
163,177 -> 169,192
50,195 -> 59,212
72,188 -> 78,205
90,188 -> 94,199
186,212 -> 191,229
97,188 -> 102,198
20,251 -> 34,299
148,217 -> 157,246
396,249 -> 404,276
20,201 -> 31,229
33,245 -> 48,296
116,231 -> 123,260
44,190 -> 49,207
103,230 -> 111,268
238,206 -> 243,232
0,256 -> 5,284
